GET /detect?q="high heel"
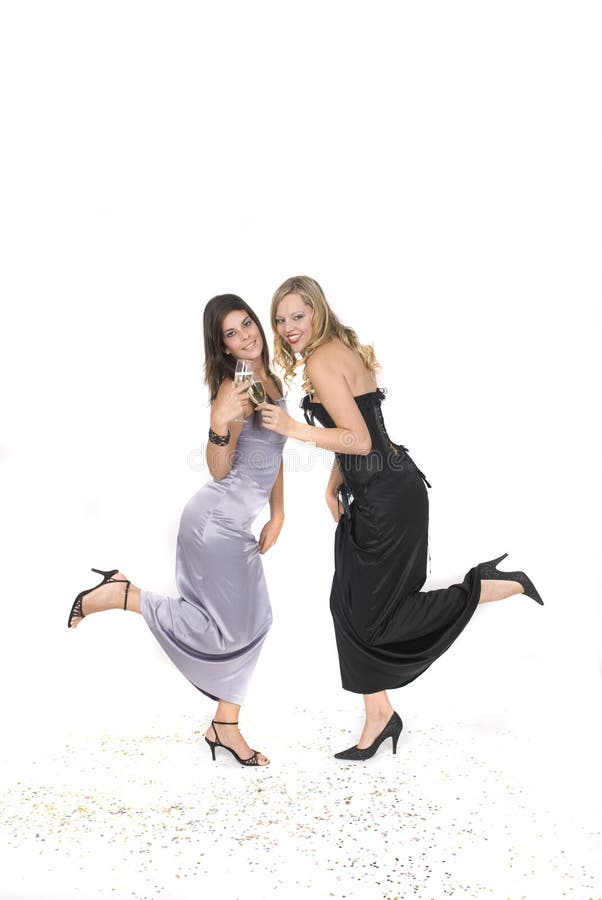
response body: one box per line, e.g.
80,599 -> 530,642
204,720 -> 267,767
334,711 -> 403,761
67,568 -> 131,628
478,553 -> 544,605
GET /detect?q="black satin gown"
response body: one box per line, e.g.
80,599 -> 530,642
302,389 -> 481,694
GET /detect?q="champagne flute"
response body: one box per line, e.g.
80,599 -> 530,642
234,359 -> 253,422
248,377 -> 266,406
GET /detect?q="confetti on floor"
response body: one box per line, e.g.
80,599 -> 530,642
1,707 -> 601,899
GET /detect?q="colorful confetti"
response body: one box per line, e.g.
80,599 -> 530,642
0,707 -> 600,899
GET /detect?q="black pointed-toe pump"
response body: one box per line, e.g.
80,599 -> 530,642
478,553 -> 544,605
334,711 -> 403,761
67,567 -> 131,628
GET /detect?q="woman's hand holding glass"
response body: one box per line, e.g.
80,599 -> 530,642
255,401 -> 294,436
211,381 -> 253,433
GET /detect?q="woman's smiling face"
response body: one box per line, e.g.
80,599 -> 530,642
221,309 -> 264,361
274,293 -> 314,353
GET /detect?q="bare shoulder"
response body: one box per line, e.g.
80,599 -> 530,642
217,377 -> 234,394
212,377 -> 234,404
306,338 -> 365,376
308,338 -> 376,399
305,340 -> 340,373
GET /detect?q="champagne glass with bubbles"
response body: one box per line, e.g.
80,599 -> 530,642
234,359 -> 253,422
248,375 -> 268,428
248,377 -> 266,407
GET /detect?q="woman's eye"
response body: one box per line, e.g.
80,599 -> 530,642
293,314 -> 304,320
243,318 -> 252,327
225,331 -> 235,338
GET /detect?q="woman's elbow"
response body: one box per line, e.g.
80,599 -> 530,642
207,462 -> 231,481
353,433 -> 372,455
342,431 -> 371,455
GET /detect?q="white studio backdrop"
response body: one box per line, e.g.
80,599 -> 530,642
0,0 -> 600,761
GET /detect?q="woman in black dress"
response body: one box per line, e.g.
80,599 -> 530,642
258,275 -> 543,760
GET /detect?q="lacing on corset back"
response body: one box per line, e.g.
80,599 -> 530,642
301,389 -> 430,516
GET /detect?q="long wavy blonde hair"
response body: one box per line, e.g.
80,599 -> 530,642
270,275 -> 378,394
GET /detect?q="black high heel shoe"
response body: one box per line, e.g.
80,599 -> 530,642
334,711 -> 403,761
478,553 -> 544,605
204,720 -> 268,767
67,567 -> 131,628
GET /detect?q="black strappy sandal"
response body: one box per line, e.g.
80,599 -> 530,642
204,720 -> 268,767
67,567 -> 131,628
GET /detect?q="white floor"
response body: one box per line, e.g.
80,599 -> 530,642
2,600 -> 601,900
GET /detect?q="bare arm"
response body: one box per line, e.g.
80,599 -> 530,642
325,457 -> 344,522
269,459 -> 284,520
257,351 -> 372,455
206,379 -> 253,480
259,460 -> 285,554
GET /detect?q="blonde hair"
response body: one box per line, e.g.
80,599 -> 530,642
270,275 -> 378,394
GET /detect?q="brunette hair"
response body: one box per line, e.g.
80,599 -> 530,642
270,275 -> 378,393
203,294 -> 272,402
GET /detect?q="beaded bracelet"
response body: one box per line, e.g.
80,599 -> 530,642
208,427 -> 230,446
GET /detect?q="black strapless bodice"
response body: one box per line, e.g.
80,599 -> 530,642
301,388 -> 430,493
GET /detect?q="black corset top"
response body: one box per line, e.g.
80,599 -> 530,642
301,388 -> 415,488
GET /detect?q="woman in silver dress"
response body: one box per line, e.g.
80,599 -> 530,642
68,295 -> 287,767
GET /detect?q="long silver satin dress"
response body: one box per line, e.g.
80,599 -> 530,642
140,400 -> 287,705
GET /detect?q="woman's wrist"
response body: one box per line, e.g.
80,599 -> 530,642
288,419 -> 309,442
210,416 -> 229,435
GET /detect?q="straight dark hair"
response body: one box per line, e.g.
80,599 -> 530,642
203,294 -> 273,402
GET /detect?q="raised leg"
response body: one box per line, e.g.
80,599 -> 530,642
479,579 -> 524,604
477,554 -> 544,605
69,571 -> 141,628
